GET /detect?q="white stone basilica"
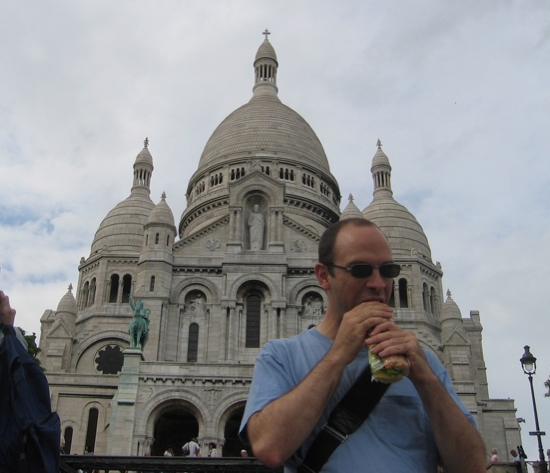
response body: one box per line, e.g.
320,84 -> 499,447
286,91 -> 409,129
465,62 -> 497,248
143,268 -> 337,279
38,35 -> 521,458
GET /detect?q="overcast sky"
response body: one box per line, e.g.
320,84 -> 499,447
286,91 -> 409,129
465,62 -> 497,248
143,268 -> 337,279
1,0 -> 549,464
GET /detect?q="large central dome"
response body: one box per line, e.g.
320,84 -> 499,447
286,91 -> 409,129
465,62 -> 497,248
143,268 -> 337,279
179,36 -> 341,237
196,38 -> 331,174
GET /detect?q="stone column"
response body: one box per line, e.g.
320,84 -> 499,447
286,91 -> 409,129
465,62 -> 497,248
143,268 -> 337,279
104,280 -> 111,303
270,209 -> 276,242
271,307 -> 278,339
107,349 -> 144,455
277,210 -> 283,241
227,306 -> 236,361
227,209 -> 243,252
268,207 -> 284,253
117,280 -> 124,304
236,209 -> 242,241
394,283 -> 400,309
279,308 -> 286,338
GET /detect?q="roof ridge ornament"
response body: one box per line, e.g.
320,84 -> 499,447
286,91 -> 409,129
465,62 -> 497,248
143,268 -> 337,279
263,28 -> 271,41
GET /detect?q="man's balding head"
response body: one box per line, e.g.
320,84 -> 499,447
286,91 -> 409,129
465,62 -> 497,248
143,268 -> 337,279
318,218 -> 383,273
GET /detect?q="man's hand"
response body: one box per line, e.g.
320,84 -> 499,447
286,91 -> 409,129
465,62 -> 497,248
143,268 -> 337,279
325,301 -> 394,365
365,319 -> 433,382
0,291 -> 16,325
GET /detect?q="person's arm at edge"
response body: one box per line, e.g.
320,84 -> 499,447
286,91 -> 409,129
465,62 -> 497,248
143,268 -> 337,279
412,368 -> 486,473
246,347 -> 349,467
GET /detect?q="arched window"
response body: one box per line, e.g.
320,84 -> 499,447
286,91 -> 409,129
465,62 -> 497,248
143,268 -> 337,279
85,408 -> 99,454
121,274 -> 132,303
155,233 -> 160,244
246,295 -> 261,348
150,276 -> 155,292
109,274 -> 119,303
89,278 -> 96,307
145,234 -> 148,246
398,278 -> 408,308
430,287 -> 436,315
166,235 -> 170,246
187,323 -> 199,362
63,426 -> 73,454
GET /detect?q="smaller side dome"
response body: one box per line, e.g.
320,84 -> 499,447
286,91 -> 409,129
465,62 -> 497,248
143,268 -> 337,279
56,284 -> 77,315
90,141 -> 155,255
340,194 -> 364,221
147,192 -> 175,227
441,290 -> 463,322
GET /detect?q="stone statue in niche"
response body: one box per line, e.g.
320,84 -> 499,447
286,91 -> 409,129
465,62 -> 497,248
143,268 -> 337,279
187,293 -> 207,317
302,295 -> 324,318
248,204 -> 265,250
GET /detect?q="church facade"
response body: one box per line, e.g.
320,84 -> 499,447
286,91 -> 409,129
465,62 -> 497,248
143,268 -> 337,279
38,35 -> 521,458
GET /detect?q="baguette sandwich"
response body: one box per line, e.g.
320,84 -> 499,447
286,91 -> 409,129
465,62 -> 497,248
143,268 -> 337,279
368,345 -> 410,383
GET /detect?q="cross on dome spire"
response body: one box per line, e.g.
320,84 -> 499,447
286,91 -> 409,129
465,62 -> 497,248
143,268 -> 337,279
68,283 -> 73,292
144,137 -> 149,148
161,191 -> 167,200
348,193 -> 354,202
263,28 -> 271,41
446,289 -> 452,298
376,139 -> 382,150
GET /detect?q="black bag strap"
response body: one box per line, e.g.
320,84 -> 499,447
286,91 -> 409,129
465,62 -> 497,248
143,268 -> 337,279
297,365 -> 389,473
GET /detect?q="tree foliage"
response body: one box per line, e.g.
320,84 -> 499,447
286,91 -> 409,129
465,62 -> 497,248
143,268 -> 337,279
18,328 -> 43,369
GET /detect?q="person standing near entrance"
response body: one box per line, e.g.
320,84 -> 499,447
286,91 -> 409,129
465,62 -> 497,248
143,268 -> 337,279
182,437 -> 200,457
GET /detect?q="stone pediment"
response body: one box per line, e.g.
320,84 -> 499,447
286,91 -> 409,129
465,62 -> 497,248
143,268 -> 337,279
174,215 -> 230,250
283,215 -> 321,243
443,328 -> 470,346
47,319 -> 72,338
229,169 -> 285,207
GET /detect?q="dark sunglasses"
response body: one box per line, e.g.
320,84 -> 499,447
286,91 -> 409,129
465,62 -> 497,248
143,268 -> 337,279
326,262 -> 401,279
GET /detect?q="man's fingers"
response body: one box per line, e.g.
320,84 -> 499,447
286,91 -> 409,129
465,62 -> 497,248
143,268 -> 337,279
0,291 -> 16,325
365,328 -> 416,354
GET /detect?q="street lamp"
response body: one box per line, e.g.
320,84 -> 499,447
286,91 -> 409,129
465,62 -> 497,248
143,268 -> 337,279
520,345 -> 548,473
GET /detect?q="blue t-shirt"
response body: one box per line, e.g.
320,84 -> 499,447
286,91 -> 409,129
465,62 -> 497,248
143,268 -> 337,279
240,328 -> 475,473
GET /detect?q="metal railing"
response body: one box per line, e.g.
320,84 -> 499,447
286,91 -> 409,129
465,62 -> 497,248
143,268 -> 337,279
60,455 -> 284,473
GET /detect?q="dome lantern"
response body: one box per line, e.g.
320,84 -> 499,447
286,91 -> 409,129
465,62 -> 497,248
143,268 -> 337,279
132,137 -> 154,195
253,29 -> 278,97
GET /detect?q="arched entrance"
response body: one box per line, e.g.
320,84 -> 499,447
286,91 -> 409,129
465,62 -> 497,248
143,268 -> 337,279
223,406 -> 247,457
152,408 -> 199,456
